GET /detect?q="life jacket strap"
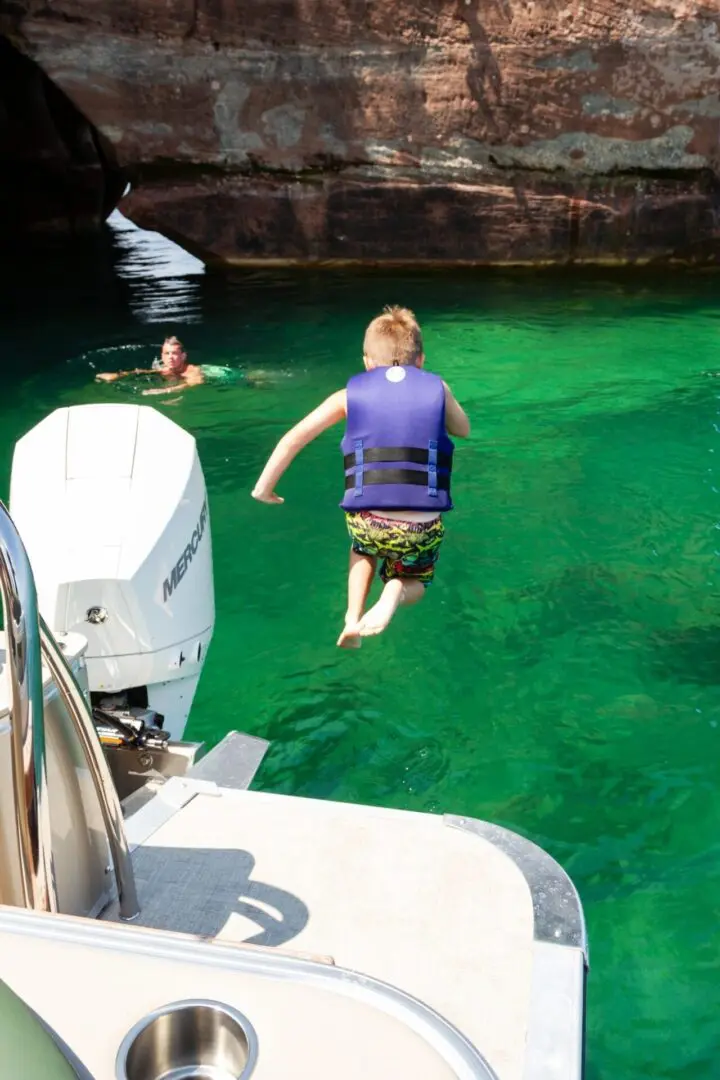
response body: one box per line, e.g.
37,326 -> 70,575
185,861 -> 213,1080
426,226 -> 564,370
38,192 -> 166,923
428,439 -> 438,497
344,468 -> 450,492
353,439 -> 364,496
342,446 -> 453,470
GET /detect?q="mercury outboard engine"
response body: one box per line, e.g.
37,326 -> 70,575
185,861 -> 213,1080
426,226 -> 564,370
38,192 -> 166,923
9,404 -> 214,743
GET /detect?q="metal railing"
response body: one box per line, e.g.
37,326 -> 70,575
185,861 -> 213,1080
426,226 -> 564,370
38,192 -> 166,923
0,500 -> 139,920
0,500 -> 56,912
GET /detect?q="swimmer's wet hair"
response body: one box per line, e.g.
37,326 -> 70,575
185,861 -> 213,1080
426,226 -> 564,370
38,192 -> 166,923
363,305 -> 423,367
163,335 -> 184,349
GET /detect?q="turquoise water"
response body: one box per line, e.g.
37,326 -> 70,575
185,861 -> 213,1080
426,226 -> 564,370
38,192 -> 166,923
3,215 -> 720,1078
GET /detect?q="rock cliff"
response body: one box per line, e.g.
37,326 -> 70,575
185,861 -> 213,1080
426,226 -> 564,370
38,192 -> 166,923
4,1 -> 720,263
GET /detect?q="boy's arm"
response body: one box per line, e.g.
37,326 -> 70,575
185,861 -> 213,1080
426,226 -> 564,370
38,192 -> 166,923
443,382 -> 470,438
252,390 -> 347,505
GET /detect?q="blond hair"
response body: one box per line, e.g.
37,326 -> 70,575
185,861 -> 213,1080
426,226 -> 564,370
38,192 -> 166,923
363,305 -> 423,367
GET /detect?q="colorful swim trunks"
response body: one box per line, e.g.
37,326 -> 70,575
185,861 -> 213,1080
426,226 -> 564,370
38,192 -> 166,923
345,511 -> 445,586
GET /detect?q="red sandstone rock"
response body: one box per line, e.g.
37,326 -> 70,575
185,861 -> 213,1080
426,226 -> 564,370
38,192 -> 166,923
119,169 -> 720,266
4,0 -> 720,262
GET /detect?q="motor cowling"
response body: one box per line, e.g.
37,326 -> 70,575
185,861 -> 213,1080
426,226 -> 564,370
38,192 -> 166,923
9,404 -> 215,740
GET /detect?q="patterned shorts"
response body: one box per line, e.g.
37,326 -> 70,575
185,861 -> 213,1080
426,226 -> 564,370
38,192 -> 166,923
345,511 -> 445,586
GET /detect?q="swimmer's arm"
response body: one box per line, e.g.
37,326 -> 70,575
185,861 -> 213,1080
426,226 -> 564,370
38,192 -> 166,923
142,385 -> 186,396
252,390 -> 347,505
443,381 -> 470,438
95,368 -> 155,382
142,369 -> 203,396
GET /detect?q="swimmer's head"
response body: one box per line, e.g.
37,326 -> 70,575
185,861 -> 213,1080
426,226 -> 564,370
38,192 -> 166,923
362,306 -> 424,370
160,336 -> 187,373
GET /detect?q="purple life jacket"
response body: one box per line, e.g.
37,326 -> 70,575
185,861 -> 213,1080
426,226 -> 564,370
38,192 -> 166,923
340,365 -> 454,512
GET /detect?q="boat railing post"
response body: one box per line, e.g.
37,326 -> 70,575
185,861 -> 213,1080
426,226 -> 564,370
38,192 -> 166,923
0,499 -> 139,921
0,500 -> 56,912
38,620 -> 140,921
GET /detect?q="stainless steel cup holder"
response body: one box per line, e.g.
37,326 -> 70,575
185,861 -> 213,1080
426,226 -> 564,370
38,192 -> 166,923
115,999 -> 258,1080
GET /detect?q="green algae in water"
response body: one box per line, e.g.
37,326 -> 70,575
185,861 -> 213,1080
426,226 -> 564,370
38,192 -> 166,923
2,235 -> 720,1079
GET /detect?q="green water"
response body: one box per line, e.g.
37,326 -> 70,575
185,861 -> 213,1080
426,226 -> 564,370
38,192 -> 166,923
3,216 -> 720,1078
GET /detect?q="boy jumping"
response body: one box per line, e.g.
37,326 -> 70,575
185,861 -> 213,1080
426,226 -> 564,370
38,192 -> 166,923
251,306 -> 470,647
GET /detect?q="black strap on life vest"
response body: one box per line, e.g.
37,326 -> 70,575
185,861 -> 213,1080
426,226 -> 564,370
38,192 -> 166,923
344,469 -> 450,491
342,446 -> 453,470
345,441 -> 452,498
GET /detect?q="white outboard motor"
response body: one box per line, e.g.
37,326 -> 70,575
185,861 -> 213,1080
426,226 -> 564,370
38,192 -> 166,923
9,404 -> 214,741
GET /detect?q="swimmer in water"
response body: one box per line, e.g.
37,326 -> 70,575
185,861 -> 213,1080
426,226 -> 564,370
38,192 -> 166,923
95,336 -> 204,395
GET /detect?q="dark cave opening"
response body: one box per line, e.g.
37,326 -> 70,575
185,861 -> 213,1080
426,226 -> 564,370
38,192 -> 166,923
0,35 -> 126,240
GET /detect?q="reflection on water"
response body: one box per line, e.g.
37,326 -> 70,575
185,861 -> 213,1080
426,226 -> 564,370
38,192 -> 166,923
108,210 -> 204,324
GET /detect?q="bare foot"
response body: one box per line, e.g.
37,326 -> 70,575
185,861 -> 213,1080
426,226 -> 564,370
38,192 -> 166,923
357,581 -> 404,637
337,622 -> 362,649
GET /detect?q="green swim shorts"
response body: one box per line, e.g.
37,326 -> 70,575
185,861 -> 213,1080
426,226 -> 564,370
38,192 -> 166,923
345,511 -> 445,586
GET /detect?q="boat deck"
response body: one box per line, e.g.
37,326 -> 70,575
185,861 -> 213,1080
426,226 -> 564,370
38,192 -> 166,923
99,776 -> 586,1080
0,901 -> 485,1080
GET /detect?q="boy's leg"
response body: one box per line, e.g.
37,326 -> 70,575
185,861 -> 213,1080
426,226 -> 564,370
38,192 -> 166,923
357,515 -> 444,638
357,577 -> 424,637
337,547 -> 377,648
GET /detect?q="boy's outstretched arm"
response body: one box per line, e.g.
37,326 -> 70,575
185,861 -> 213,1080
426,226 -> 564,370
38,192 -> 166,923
443,381 -> 470,438
252,390 -> 346,504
